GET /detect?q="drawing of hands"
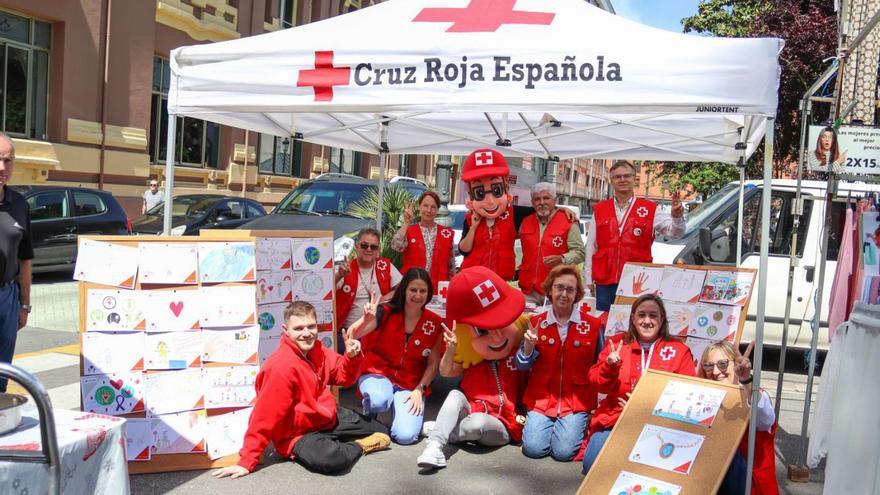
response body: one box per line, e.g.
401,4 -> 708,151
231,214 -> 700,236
632,272 -> 648,294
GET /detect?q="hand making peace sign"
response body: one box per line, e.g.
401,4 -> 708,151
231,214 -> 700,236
362,290 -> 379,323
734,341 -> 754,383
403,202 -> 415,226
342,326 -> 362,358
442,320 -> 457,350
606,339 -> 624,367
523,321 -> 538,356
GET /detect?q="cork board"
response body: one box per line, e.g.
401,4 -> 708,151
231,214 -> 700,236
578,370 -> 750,495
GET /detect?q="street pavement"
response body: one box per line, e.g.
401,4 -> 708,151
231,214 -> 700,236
6,271 -> 826,494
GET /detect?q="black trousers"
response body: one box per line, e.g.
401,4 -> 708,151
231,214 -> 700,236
292,406 -> 388,474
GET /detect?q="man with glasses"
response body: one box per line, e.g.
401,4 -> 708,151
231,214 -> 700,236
335,228 -> 402,336
142,179 -> 164,214
585,161 -> 685,311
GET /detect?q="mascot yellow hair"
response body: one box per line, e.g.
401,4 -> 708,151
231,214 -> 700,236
452,314 -> 530,369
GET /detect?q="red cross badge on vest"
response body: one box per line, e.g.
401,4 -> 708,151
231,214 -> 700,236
552,236 -> 564,248
440,228 -> 452,239
636,206 -> 649,218
422,320 -> 436,336
659,346 -> 676,361
577,321 -> 590,335
376,260 -> 388,271
474,280 -> 501,308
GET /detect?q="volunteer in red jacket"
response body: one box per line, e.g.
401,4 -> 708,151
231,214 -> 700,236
347,268 -> 443,445
585,161 -> 685,311
212,301 -> 390,478
335,227 -> 402,336
516,265 -> 603,461
392,191 -> 455,291
582,294 -> 695,474
518,183 -> 586,305
699,341 -> 779,495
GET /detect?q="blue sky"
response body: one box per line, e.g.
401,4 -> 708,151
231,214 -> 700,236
611,0 -> 703,33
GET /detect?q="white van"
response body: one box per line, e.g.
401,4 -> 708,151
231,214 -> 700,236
653,179 -> 880,351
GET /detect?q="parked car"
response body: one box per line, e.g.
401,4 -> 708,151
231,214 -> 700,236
131,194 -> 266,236
10,185 -> 130,273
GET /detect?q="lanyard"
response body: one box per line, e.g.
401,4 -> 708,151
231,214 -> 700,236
615,196 -> 636,236
639,341 -> 657,377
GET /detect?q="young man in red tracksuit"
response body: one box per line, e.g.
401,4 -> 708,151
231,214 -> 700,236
212,301 -> 390,478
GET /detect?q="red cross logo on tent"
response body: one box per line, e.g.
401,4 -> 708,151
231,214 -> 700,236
413,0 -> 555,33
659,346 -> 676,361
297,51 -> 350,102
552,236 -> 564,248
422,321 -> 436,336
475,151 -> 494,166
473,280 -> 501,308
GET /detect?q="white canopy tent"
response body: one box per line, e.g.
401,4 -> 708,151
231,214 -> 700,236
166,1 -> 781,491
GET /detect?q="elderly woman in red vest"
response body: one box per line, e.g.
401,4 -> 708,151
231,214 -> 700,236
348,268 -> 443,445
582,294 -> 695,474
392,191 -> 455,291
515,265 -> 602,461
699,341 -> 779,495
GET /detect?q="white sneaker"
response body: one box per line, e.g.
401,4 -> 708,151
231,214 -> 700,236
421,421 -> 436,438
416,440 -> 447,469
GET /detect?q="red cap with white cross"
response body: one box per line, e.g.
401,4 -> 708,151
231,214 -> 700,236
461,149 -> 509,182
446,266 -> 524,329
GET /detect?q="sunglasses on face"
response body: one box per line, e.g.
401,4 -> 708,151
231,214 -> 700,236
150,183 -> 159,187
701,359 -> 730,372
552,284 -> 576,295
469,183 -> 505,201
359,243 -> 379,251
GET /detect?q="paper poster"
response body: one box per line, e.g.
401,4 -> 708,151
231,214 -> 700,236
616,264 -> 663,298
313,300 -> 334,332
199,242 -> 256,283
73,239 -> 139,289
202,326 -> 259,365
206,407 -> 253,460
203,366 -> 258,408
607,471 -> 681,495
258,335 -> 282,365
257,302 -> 286,338
138,243 -> 199,285
665,301 -> 695,337
256,237 -> 291,271
80,372 -> 145,415
257,270 -> 293,305
699,270 -> 754,306
628,424 -> 705,475
150,409 -> 207,454
85,289 -> 146,331
605,304 -> 631,337
145,331 -> 203,369
291,237 -> 334,271
437,281 -> 450,300
124,418 -> 153,461
291,270 -> 333,302
318,331 -> 334,350
652,380 -> 727,427
82,331 -> 145,375
200,286 -> 257,327
145,289 -> 203,332
658,268 -> 706,303
689,303 -> 738,341
144,369 -> 204,415
685,337 -> 714,369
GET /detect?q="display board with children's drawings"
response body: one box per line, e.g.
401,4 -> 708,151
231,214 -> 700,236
77,229 -> 336,474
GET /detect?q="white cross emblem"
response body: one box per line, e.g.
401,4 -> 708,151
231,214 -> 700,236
473,280 -> 501,308
440,228 -> 452,239
659,346 -> 676,361
376,259 -> 388,271
636,206 -> 649,218
505,356 -> 517,371
577,322 -> 589,335
422,321 -> 436,335
552,236 -> 564,248
475,151 -> 494,166
500,210 -> 509,220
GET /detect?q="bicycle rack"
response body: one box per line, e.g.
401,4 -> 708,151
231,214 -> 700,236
0,363 -> 61,495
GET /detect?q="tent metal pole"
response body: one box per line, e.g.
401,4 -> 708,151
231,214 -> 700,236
376,121 -> 389,231
745,117 -> 774,495
162,113 -> 177,235
737,166 -> 744,267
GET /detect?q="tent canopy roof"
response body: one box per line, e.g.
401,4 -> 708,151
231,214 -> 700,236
169,0 -> 781,163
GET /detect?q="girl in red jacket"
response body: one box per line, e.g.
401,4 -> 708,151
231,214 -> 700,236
582,294 -> 695,474
348,268 -> 443,445
700,340 -> 779,495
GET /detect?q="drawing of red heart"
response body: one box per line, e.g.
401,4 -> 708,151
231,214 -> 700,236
169,301 -> 184,317
109,379 -> 123,390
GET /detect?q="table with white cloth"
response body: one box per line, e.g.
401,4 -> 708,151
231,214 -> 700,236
0,403 -> 130,495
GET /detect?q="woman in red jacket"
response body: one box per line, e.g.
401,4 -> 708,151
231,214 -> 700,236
392,191 -> 456,291
349,268 -> 443,445
582,294 -> 695,474
700,340 -> 779,495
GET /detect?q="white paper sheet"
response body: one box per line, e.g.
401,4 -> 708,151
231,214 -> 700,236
145,289 -> 204,332
85,289 -> 146,331
665,301 -> 696,338
202,326 -> 259,365
616,264 -> 663,298
73,239 -> 139,288
258,335 -> 282,366
256,270 -> 293,305
685,336 -> 714,369
144,369 -> 204,415
81,372 -> 145,415
689,303 -> 738,341
290,270 -> 333,302
257,302 -> 286,338
145,331 -> 203,369
199,242 -> 256,283
138,243 -> 199,284
318,331 -> 334,350
313,300 -> 334,332
205,407 -> 253,460
605,304 -> 632,337
150,409 -> 207,454
699,270 -> 754,306
652,380 -> 727,427
628,424 -> 704,475
607,471 -> 681,495
82,331 -> 145,375
203,366 -> 258,408
123,418 -> 153,461
657,267 -> 706,304
256,237 -> 292,271
200,286 -> 257,327
291,237 -> 334,271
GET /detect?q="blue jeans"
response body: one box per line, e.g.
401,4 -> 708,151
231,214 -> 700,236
595,284 -> 618,312
521,411 -> 588,461
358,374 -> 424,445
581,428 -> 612,474
0,283 -> 20,393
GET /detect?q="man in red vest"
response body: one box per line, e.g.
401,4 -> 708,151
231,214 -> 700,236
518,182 -> 585,305
585,161 -> 685,311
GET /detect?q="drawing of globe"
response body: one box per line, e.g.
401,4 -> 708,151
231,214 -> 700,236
302,273 -> 325,296
304,246 -> 321,265
258,312 -> 275,331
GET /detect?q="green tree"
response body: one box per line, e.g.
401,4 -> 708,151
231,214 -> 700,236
682,0 -> 769,37
346,184 -> 414,267
645,161 -> 741,199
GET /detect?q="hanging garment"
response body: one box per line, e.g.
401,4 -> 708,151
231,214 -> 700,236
828,208 -> 853,341
864,241 -> 877,266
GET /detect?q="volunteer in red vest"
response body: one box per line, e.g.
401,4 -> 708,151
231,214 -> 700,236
699,341 -> 779,495
518,183 -> 585,305
585,161 -> 685,311
335,227 -> 402,341
515,265 -> 602,461
392,191 -> 455,291
347,268 -> 443,445
582,294 -> 695,474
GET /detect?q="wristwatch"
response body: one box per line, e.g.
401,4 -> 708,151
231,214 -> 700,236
739,375 -> 754,385
418,384 -> 428,392
20,304 -> 32,313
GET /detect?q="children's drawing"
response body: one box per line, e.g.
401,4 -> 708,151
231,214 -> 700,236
86,289 -> 146,331
203,366 -> 258,408
143,369 -> 204,416
145,330 -> 203,369
199,242 -> 256,283
658,268 -> 706,303
291,270 -> 333,302
256,237 -> 291,272
685,336 -> 714,370
205,407 -> 253,460
606,304 -> 632,337
145,289 -> 203,332
607,471 -> 681,495
73,239 -> 139,288
82,331 -> 145,375
652,380 -> 726,428
257,271 -> 293,305
258,335 -> 281,365
200,286 -> 257,327
689,303 -> 738,341
257,302 -> 286,338
664,301 -> 695,337
628,424 -> 705,475
616,264 -> 663,298
123,418 -> 152,461
150,409 -> 207,454
81,372 -> 145,415
202,326 -> 259,365
291,238 -> 333,271
138,243 -> 199,284
699,270 -> 754,306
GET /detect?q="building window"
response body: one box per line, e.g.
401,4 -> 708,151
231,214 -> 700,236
279,0 -> 297,28
0,10 -> 50,140
398,155 -> 409,177
329,147 -> 360,176
149,57 -> 219,167
259,133 -> 302,176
